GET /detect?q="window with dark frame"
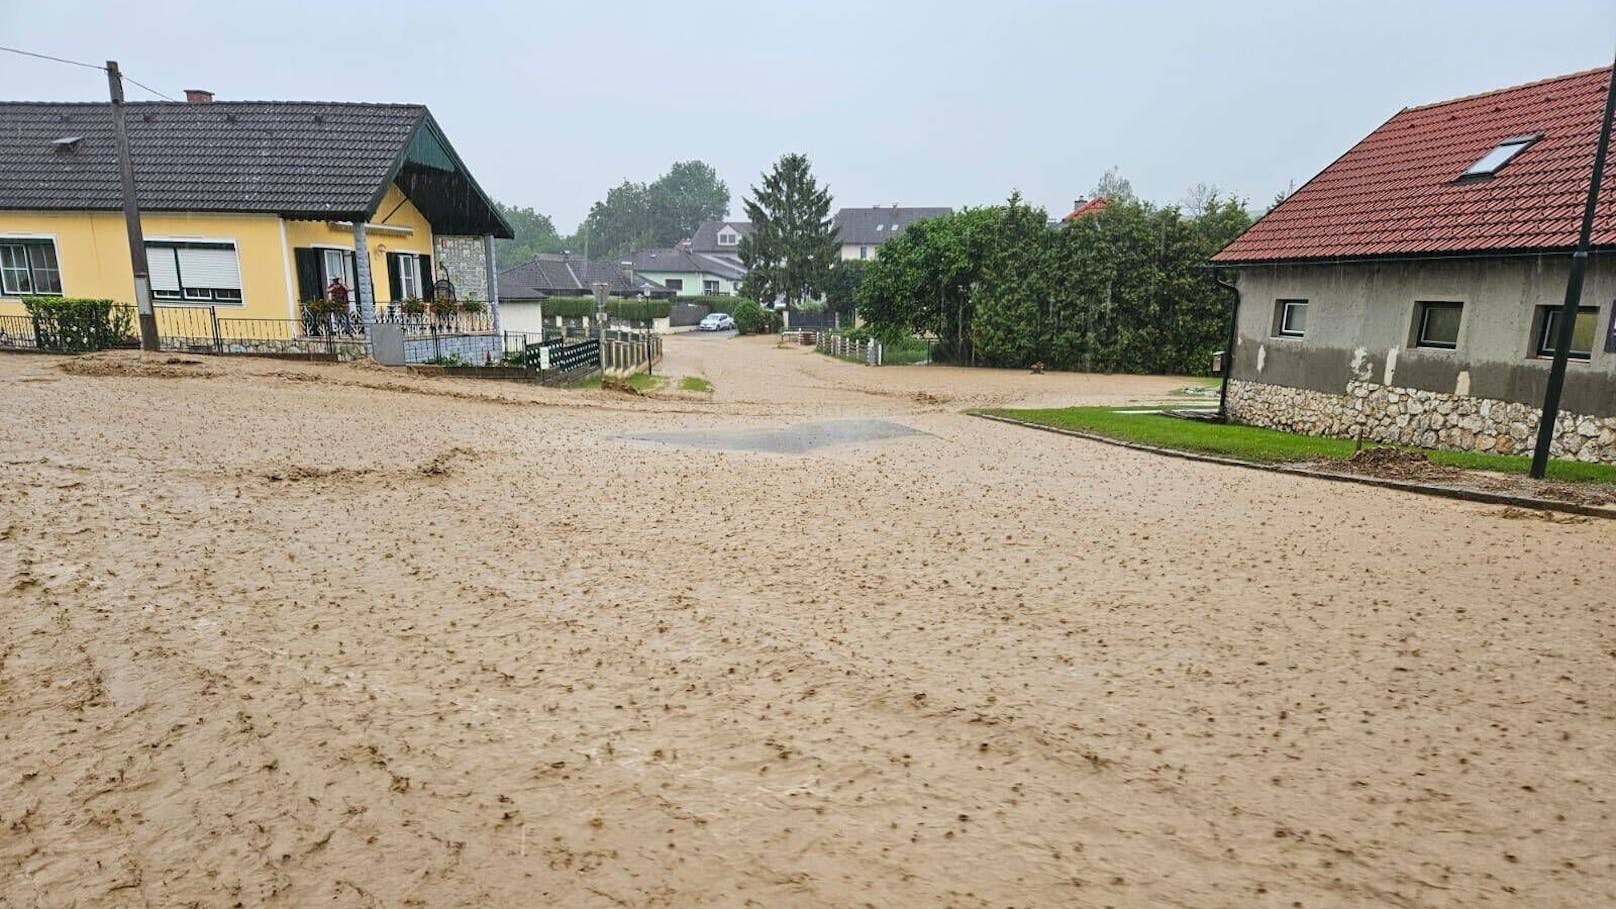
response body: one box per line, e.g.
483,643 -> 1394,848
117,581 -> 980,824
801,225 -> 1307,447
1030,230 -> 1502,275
1275,299 -> 1308,337
1535,305 -> 1597,361
1460,135 -> 1538,179
1415,301 -> 1463,349
146,241 -> 242,304
0,238 -> 63,297
664,278 -> 684,292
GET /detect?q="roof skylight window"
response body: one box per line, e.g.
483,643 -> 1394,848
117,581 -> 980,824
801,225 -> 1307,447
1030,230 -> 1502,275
1461,135 -> 1537,178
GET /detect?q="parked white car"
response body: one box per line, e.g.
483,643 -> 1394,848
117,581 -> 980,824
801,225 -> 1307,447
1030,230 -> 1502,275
698,313 -> 735,332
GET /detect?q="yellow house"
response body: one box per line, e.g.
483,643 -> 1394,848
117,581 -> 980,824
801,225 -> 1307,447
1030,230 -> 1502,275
0,95 -> 512,342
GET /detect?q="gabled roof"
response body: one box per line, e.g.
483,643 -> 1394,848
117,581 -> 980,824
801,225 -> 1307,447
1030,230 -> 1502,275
629,247 -> 747,280
498,254 -> 668,301
1215,66 -> 1616,264
1062,198 -> 1110,222
833,206 -> 952,244
689,220 -> 752,253
0,100 -> 512,237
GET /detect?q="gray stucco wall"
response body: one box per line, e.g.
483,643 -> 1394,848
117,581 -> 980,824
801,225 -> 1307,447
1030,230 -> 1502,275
1231,256 -> 1616,416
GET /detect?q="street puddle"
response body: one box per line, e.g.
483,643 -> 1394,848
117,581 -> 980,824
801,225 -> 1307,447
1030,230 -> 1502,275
624,419 -> 924,454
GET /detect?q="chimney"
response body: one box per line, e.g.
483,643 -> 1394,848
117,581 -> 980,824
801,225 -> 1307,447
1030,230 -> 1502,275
1074,198 -> 1085,211
185,89 -> 214,104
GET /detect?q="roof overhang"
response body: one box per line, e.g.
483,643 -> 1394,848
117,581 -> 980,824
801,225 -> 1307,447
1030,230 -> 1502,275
372,112 -> 514,239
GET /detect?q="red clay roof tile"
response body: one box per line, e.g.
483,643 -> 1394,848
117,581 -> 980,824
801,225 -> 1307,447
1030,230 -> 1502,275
1215,67 -> 1616,264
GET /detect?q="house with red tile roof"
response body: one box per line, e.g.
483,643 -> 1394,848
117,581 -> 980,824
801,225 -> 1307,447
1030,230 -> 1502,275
1062,198 -> 1110,223
1212,66 -> 1616,464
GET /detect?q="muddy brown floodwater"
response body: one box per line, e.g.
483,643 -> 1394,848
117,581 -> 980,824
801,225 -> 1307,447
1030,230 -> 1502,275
1,335 -> 1611,908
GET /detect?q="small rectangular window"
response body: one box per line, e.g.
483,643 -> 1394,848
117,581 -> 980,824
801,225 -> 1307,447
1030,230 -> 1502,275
1274,299 -> 1308,337
1415,301 -> 1463,349
859,246 -> 869,259
703,279 -> 719,295
0,239 -> 63,297
1535,306 -> 1597,361
1462,136 -> 1537,178
146,241 -> 242,304
664,278 -> 683,292
396,254 -> 422,299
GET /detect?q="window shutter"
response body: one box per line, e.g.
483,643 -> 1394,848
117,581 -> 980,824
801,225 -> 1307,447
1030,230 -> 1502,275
176,246 -> 241,290
294,248 -> 321,302
387,253 -> 403,301
147,246 -> 181,292
419,255 -> 434,301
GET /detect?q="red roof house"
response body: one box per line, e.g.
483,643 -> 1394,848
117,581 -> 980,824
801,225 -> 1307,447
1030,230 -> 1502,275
1062,197 -> 1110,223
1215,67 -> 1616,264
1213,65 -> 1616,466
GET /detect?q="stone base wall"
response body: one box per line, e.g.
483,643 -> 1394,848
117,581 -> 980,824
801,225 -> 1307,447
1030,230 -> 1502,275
404,332 -> 505,365
433,236 -> 489,302
1227,379 -> 1616,463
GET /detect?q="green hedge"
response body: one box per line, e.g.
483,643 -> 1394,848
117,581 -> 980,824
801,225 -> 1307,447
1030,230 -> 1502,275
540,297 -> 672,321
732,298 -> 781,335
21,297 -> 135,352
672,295 -> 742,310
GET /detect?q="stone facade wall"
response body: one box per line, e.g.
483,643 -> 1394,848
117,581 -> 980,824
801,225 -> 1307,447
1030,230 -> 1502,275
433,236 -> 489,302
1228,379 -> 1616,463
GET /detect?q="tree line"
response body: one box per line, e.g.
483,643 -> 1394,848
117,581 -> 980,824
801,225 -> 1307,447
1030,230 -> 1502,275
494,160 -> 731,265
857,190 -> 1253,374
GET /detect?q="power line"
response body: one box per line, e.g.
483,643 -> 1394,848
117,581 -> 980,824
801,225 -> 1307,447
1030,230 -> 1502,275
0,44 -> 179,101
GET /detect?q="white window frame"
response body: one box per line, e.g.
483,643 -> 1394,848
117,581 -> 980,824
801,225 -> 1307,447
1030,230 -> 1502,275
396,253 -> 423,300
717,230 -> 738,246
145,238 -> 245,307
1277,299 -> 1307,338
0,236 -> 64,298
1414,301 -> 1463,350
703,278 -> 720,295
859,246 -> 869,259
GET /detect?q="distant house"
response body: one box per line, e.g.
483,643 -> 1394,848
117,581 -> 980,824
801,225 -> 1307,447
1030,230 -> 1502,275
497,253 -> 668,301
689,220 -> 752,270
0,93 -> 512,328
832,206 -> 953,261
630,245 -> 746,296
496,253 -> 670,335
1062,198 -> 1110,222
1212,66 -> 1616,464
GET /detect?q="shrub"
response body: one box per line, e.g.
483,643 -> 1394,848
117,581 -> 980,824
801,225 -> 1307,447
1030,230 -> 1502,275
540,297 -> 672,322
21,297 -> 134,352
731,298 -> 780,335
428,297 -> 458,317
460,297 -> 486,314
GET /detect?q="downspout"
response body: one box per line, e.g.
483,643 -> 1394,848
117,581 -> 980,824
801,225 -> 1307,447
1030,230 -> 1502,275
1211,268 -> 1241,422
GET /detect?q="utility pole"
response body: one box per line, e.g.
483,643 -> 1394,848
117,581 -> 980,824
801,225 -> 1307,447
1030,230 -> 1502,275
106,60 -> 159,352
1530,55 -> 1616,478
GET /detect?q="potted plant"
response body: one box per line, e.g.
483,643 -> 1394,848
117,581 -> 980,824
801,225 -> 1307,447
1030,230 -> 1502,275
401,298 -> 428,317
429,298 -> 458,318
460,297 -> 486,314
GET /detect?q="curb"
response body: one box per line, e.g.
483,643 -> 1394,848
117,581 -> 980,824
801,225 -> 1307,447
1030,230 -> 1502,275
970,412 -> 1616,521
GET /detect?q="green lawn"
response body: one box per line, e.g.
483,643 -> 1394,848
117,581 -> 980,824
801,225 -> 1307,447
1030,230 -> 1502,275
679,376 -> 714,393
984,406 -> 1616,485
581,373 -> 667,392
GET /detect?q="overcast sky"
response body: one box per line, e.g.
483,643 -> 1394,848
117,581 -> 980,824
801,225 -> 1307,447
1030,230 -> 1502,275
4,1 -> 1613,230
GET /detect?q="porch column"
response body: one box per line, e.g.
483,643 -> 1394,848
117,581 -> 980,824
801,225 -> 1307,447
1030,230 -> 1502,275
352,221 -> 378,327
484,233 -> 501,334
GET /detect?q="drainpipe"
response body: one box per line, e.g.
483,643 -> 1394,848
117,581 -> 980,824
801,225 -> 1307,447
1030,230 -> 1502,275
1211,269 -> 1241,422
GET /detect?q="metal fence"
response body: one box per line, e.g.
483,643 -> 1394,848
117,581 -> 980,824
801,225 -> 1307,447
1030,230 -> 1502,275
816,332 -> 883,365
